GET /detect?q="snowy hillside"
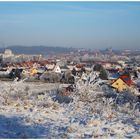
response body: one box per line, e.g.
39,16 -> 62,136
0,80 -> 140,138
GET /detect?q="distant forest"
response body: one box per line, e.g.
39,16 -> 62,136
0,46 -> 76,56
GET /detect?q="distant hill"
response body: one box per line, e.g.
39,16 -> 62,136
0,46 -> 76,56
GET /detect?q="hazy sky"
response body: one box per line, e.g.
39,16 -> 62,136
0,2 -> 140,49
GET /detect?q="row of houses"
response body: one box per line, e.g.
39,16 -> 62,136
0,53 -> 140,94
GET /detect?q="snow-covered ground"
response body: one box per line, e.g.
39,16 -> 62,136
0,80 -> 140,138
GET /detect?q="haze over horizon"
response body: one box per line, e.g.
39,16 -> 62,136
0,2 -> 140,49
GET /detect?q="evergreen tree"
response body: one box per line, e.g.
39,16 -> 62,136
99,67 -> 108,80
93,64 -> 103,71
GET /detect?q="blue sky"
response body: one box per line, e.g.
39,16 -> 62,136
0,2 -> 140,49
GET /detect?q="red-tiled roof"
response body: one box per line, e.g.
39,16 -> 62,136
120,75 -> 134,86
76,64 -> 85,68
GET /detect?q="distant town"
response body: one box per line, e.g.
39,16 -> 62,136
0,46 -> 140,95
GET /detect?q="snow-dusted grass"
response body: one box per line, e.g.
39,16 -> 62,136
0,80 -> 140,138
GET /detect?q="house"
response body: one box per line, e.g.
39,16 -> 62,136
118,60 -> 126,67
119,74 -> 133,86
30,68 -> 38,76
75,64 -> 85,72
111,73 -> 134,92
108,73 -> 120,84
45,63 -> 55,71
102,62 -> 112,69
67,64 -> 75,71
60,65 -> 69,73
84,64 -> 92,73
111,78 -> 129,92
53,65 -> 61,73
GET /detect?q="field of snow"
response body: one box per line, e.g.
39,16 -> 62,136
0,80 -> 140,138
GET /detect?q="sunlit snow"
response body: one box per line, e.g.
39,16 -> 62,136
0,79 -> 140,138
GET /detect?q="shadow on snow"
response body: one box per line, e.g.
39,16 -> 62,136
0,115 -> 48,138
